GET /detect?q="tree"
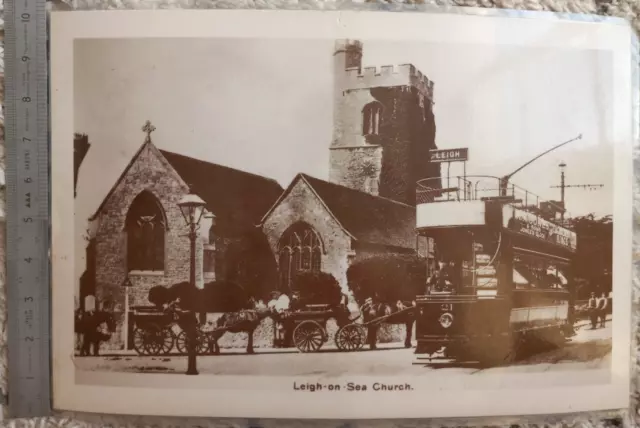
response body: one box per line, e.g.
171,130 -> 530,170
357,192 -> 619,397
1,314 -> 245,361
567,213 -> 613,298
200,280 -> 251,312
216,229 -> 278,301
346,254 -> 427,305
291,271 -> 342,306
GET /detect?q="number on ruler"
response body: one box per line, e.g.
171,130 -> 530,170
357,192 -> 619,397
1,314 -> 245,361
21,13 -> 30,22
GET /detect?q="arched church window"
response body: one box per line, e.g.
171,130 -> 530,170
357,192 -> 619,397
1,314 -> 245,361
203,223 -> 218,279
362,102 -> 383,136
278,222 -> 324,291
279,247 -> 291,290
125,191 -> 166,271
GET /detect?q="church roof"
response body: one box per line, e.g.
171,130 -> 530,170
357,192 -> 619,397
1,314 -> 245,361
263,173 -> 417,249
159,149 -> 284,235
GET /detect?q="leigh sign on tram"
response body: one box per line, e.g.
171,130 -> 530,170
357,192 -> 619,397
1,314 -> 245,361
430,148 -> 469,163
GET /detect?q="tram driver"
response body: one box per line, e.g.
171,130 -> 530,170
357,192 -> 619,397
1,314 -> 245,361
426,265 -> 454,294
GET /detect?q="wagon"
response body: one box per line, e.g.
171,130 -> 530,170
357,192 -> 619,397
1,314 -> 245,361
334,303 -> 416,352
277,304 -> 354,353
131,306 -> 209,356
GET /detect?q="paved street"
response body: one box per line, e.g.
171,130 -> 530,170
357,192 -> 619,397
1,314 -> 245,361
75,319 -> 612,378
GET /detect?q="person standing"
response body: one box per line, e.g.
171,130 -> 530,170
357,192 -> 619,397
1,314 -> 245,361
597,292 -> 609,328
587,292 -> 598,329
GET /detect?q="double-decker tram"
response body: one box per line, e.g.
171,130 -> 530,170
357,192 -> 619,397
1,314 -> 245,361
413,176 -> 577,365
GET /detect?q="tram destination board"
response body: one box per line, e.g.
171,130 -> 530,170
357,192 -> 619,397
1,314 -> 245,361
429,148 -> 469,163
5,0 -> 52,418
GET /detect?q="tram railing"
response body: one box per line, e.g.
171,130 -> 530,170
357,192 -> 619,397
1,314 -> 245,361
416,175 -> 572,226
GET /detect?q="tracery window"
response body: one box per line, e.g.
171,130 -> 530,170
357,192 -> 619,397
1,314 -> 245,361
125,191 -> 166,271
362,102 -> 383,136
278,222 -> 323,291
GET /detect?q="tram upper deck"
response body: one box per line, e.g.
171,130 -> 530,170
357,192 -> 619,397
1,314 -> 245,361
416,175 -> 577,254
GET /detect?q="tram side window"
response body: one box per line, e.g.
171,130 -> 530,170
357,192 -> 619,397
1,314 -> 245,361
513,253 -> 568,290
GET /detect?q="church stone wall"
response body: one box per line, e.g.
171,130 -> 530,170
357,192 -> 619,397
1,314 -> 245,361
330,85 -> 439,206
329,145 -> 383,196
261,178 -> 353,292
92,143 -> 212,350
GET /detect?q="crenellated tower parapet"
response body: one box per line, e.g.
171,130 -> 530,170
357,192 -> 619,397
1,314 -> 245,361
343,64 -> 435,102
330,39 -> 441,206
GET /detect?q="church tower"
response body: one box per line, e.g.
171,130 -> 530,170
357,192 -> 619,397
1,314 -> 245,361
329,39 -> 441,206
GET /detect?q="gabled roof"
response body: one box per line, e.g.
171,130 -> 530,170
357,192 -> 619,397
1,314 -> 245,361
159,150 -> 283,235
88,140 -> 283,236
262,173 -> 417,249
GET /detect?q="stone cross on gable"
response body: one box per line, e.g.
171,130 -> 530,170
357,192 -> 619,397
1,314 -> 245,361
142,120 -> 156,143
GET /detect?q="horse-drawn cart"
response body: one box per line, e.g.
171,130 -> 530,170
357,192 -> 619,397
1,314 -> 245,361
334,301 -> 416,351
131,306 -> 208,356
276,303 -> 352,353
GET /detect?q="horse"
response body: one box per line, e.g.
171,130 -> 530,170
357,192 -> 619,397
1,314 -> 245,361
206,299 -> 276,355
359,299 -> 416,350
77,310 -> 117,356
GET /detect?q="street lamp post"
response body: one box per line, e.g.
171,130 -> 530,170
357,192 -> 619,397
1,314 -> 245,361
177,193 -> 206,376
120,276 -> 134,351
559,162 -> 566,222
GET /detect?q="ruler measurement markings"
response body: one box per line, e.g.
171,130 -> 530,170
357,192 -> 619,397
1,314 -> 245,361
6,0 -> 51,417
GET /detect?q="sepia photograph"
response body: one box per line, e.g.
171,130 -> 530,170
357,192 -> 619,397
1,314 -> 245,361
51,10 -> 634,419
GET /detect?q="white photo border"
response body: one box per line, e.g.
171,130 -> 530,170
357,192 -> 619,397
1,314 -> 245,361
51,9 -> 636,420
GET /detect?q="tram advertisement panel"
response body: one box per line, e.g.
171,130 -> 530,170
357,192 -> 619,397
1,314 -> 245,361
503,206 -> 577,251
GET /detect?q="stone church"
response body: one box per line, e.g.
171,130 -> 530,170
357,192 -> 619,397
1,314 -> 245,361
261,39 -> 441,291
79,39 -> 441,349
81,127 -> 283,349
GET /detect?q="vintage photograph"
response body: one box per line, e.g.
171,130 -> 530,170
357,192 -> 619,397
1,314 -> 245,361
52,10 -> 634,419
73,35 -> 615,378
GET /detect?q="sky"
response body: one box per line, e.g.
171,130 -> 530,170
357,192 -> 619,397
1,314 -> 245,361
73,38 -> 614,283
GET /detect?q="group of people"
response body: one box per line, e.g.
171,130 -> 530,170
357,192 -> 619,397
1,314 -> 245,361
587,291 -> 610,329
74,305 -> 116,356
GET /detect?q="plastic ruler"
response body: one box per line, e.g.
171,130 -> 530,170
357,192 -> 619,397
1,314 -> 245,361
4,0 -> 52,418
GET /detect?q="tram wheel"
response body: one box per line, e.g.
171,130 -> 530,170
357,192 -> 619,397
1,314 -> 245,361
335,324 -> 366,351
472,333 -> 516,367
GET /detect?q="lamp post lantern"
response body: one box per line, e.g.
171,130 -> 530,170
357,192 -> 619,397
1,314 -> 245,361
177,193 -> 206,376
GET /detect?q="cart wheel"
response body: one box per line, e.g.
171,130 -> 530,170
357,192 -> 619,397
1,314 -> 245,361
293,320 -> 325,353
335,324 -> 366,351
176,330 -> 208,355
160,327 -> 175,355
144,324 -> 166,356
132,327 -> 150,356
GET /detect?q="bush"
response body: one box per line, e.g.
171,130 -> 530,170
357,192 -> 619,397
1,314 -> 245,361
347,254 -> 427,305
147,280 -> 252,313
291,271 -> 342,306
